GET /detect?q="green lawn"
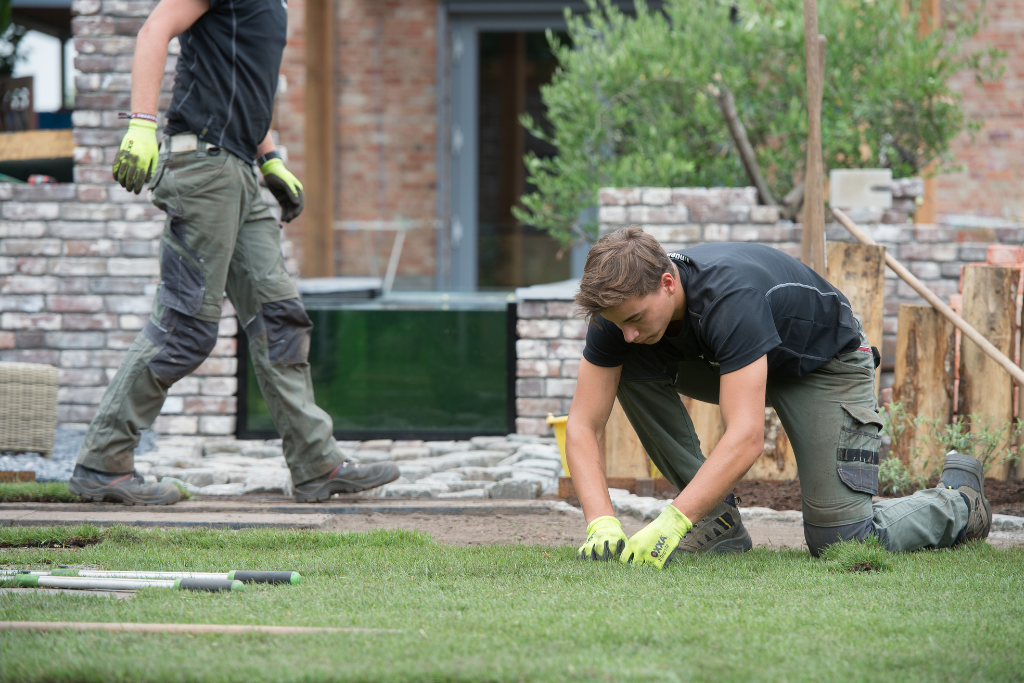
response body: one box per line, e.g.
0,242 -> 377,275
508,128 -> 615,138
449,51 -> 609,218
1,526 -> 1023,682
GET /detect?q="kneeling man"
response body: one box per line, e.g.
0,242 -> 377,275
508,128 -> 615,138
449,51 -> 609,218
568,227 -> 991,567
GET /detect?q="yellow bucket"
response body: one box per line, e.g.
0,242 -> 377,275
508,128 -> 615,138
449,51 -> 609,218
546,413 -> 569,477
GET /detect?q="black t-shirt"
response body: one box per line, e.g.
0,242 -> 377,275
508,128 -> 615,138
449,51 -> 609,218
164,0 -> 287,162
583,242 -> 861,378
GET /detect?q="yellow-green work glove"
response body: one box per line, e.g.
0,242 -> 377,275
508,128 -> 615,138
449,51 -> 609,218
112,119 -> 159,195
620,504 -> 693,569
578,516 -> 627,561
260,158 -> 304,223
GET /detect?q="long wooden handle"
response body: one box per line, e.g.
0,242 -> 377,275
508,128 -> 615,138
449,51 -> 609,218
831,207 -> 1024,386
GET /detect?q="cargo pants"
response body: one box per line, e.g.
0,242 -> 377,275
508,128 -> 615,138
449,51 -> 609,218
77,137 -> 343,485
616,318 -> 969,555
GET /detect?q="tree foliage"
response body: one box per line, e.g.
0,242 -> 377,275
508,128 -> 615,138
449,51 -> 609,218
515,0 -> 1004,246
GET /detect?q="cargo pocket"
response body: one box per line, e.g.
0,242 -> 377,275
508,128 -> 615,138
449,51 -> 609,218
158,241 -> 206,316
836,403 -> 883,495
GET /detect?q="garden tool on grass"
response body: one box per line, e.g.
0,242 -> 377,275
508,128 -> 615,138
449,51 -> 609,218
2,568 -> 301,584
10,574 -> 244,592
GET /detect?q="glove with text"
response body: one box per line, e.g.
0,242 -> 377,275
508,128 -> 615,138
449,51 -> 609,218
620,504 -> 693,570
578,516 -> 627,561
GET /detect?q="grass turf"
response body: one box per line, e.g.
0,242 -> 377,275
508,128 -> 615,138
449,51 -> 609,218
0,482 -> 82,503
0,480 -> 193,503
1,525 -> 1022,682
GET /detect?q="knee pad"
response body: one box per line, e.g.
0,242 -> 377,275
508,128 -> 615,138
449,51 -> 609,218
245,298 -> 313,365
803,518 -> 885,558
144,309 -> 219,384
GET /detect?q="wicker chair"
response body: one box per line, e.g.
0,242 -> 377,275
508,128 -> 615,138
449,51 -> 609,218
0,362 -> 58,459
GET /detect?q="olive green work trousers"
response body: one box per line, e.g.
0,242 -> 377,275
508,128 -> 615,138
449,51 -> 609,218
615,319 -> 968,555
77,138 -> 342,485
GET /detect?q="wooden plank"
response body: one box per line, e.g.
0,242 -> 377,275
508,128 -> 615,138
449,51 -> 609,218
0,130 -> 74,161
603,398 -> 650,478
959,265 -> 1018,479
800,2 -> 826,276
685,397 -> 796,481
826,241 -> 886,391
892,304 -> 955,474
746,409 -> 798,480
303,0 -> 335,278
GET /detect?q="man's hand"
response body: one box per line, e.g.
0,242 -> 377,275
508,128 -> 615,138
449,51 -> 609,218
261,158 -> 304,222
578,516 -> 627,561
112,119 -> 159,194
620,503 -> 692,569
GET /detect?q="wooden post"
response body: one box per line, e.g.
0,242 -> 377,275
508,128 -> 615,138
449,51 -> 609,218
826,241 -> 886,392
603,399 -> 651,478
959,265 -> 1019,479
303,0 -> 335,278
892,305 -> 955,474
800,0 -> 826,277
684,398 -> 796,481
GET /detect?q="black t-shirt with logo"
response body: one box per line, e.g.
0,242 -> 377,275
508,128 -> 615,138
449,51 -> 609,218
164,0 -> 287,162
582,242 -> 861,378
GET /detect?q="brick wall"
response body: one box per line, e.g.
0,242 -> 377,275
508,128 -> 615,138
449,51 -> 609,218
275,0 -> 439,286
513,184 -> 1024,435
0,0 -> 300,436
934,0 -> 1024,223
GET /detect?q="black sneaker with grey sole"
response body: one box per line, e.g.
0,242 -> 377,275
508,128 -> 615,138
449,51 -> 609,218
676,493 -> 753,553
293,460 -> 400,502
68,465 -> 180,506
938,451 -> 992,541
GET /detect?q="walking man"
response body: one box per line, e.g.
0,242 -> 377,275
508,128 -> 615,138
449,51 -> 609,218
70,0 -> 399,505
569,227 -> 991,566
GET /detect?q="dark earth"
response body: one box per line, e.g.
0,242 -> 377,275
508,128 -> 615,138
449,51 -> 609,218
732,478 -> 1024,517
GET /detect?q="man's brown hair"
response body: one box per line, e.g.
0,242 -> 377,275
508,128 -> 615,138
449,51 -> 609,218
575,226 -> 675,322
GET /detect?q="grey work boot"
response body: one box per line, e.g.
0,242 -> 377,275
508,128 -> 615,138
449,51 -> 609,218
69,465 -> 180,506
293,460 -> 400,502
676,493 -> 752,553
938,451 -> 991,541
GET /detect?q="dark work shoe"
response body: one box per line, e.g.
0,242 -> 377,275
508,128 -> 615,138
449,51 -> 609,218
938,451 -> 991,541
68,465 -> 180,506
293,460 -> 400,502
676,495 -> 753,553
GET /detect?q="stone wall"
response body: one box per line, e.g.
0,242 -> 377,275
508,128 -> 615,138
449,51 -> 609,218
0,0 -> 287,436
514,184 -> 1024,435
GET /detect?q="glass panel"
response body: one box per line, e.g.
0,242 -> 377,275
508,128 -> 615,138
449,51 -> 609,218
244,305 -> 508,436
477,31 -> 568,289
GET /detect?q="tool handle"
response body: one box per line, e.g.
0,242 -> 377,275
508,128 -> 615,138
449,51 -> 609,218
174,579 -> 244,592
227,571 -> 301,585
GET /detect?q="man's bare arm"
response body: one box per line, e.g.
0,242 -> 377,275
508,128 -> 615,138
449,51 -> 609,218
130,0 -> 210,115
671,355 -> 768,523
256,132 -> 277,158
565,358 -> 621,523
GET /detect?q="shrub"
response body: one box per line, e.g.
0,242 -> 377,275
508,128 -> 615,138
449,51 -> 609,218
516,0 -> 1004,246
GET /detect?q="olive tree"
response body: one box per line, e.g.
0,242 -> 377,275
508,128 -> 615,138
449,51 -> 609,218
515,0 -> 1004,246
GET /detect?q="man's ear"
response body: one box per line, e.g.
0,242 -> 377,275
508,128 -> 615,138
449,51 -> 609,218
661,271 -> 676,295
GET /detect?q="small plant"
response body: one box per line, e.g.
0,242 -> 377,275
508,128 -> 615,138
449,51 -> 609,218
878,401 -> 929,495
819,535 -> 892,573
918,414 -> 1020,474
878,457 -> 916,497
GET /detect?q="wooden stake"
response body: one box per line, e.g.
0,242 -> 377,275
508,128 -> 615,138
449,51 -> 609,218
801,0 -> 826,276
892,304 -> 954,474
717,86 -> 777,206
826,241 -> 885,392
831,208 -> 1024,387
959,265 -> 1018,479
303,0 -> 335,277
